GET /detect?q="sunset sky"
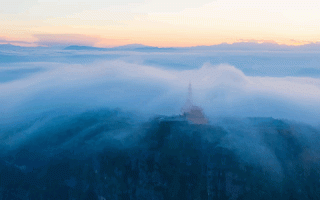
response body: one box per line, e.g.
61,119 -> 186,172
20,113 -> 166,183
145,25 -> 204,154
1,0 -> 320,47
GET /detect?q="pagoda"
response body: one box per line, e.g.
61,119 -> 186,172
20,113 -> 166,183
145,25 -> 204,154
181,83 -> 208,124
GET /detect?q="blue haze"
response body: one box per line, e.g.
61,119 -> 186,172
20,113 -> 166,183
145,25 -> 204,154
1,43 -> 320,199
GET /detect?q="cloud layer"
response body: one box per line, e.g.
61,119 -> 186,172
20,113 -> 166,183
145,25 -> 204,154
1,58 -> 320,125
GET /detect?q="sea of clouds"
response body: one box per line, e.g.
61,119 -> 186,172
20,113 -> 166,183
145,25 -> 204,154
1,49 -> 320,126
1,47 -> 320,185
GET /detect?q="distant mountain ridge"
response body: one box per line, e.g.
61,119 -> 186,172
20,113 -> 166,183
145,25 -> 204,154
192,42 -> 320,51
64,44 -> 176,52
1,42 -> 320,51
63,42 -> 320,52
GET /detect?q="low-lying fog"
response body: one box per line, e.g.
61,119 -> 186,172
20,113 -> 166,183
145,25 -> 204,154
1,45 -> 320,199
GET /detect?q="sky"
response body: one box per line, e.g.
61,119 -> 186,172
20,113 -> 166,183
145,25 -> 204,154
1,0 -> 320,47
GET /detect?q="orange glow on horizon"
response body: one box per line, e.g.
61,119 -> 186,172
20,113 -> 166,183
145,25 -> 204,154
0,34 -> 317,48
1,0 -> 319,48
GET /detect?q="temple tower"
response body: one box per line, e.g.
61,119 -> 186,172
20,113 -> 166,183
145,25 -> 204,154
181,83 -> 208,124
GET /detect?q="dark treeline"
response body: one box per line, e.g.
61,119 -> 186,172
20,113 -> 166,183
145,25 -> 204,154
1,109 -> 320,199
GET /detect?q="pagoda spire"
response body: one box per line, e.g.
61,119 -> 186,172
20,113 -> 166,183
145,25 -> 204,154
181,82 -> 193,114
181,82 -> 208,124
188,82 -> 193,104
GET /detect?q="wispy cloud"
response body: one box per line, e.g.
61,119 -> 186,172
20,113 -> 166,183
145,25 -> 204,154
0,36 -> 34,47
33,34 -> 102,47
1,58 -> 320,125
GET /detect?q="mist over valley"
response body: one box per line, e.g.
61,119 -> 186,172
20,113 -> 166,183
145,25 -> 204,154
1,44 -> 320,199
